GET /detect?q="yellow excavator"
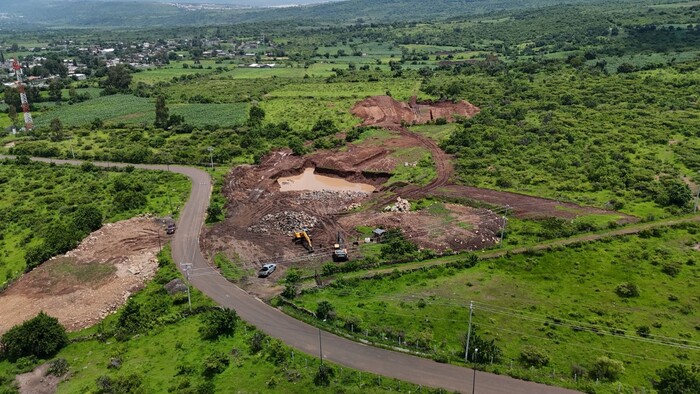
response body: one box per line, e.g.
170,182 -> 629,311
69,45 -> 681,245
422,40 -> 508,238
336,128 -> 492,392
292,229 -> 314,253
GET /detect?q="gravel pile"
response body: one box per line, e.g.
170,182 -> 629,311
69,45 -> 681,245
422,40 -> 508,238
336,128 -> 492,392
248,211 -> 319,234
384,197 -> 411,212
296,190 -> 369,202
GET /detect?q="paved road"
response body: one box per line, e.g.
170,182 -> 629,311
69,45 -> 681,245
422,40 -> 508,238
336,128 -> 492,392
11,156 -> 579,394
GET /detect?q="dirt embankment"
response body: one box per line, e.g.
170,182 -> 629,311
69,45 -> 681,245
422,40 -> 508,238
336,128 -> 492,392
352,95 -> 480,128
0,216 -> 167,334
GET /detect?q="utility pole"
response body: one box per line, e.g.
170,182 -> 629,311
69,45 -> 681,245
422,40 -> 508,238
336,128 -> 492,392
464,301 -> 473,362
318,326 -> 323,365
472,348 -> 479,394
499,205 -> 510,247
181,262 -> 192,311
207,146 -> 214,171
694,185 -> 700,213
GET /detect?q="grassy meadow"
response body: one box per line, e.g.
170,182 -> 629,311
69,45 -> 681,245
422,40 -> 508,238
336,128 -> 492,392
286,224 -> 700,392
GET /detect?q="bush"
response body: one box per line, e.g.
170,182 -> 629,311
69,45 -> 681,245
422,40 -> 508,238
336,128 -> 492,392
249,331 -> 266,354
653,364 -> 700,394
201,351 -> 229,377
636,326 -> 651,338
590,356 -> 624,381
615,282 -> 640,298
520,346 -> 549,368
199,308 -> 238,340
95,373 -> 144,394
0,312 -> 68,362
661,262 -> 682,277
316,301 -> 336,320
313,364 -> 335,386
47,358 -> 69,376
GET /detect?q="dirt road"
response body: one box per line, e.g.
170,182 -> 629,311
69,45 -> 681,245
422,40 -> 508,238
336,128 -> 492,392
8,156 -> 578,394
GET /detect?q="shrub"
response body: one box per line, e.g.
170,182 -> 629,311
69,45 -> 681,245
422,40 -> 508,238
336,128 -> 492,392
313,364 -> 335,386
47,358 -> 69,376
201,351 -> 229,377
636,326 -> 651,338
590,356 -> 624,381
249,331 -> 266,354
520,346 -> 549,368
661,262 -> 681,277
653,364 -> 700,394
316,301 -> 336,320
95,373 -> 144,394
0,312 -> 68,362
199,308 -> 238,340
615,282 -> 640,298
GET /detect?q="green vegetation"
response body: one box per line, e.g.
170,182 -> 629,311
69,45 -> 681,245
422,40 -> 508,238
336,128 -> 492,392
0,248 -> 423,394
0,312 -> 68,362
0,159 -> 189,286
285,224 -> 700,392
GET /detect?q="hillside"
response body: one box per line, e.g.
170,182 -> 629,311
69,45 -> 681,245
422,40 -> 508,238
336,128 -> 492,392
0,0 -> 611,28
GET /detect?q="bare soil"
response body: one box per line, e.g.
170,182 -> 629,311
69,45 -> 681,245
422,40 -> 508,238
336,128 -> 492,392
203,95 -> 635,298
0,216 -> 167,334
15,363 -> 64,394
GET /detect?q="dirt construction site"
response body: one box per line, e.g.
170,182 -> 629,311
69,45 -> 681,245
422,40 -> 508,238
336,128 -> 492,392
203,96 -> 632,296
0,216 -> 166,335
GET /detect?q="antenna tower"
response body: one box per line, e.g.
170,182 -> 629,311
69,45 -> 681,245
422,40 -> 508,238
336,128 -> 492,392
11,58 -> 33,131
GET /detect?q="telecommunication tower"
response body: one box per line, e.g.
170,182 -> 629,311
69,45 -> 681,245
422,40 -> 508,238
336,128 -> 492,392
11,58 -> 33,131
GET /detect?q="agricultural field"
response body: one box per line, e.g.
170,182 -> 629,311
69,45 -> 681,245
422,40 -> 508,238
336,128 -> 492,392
0,159 -> 190,286
285,224 -> 700,392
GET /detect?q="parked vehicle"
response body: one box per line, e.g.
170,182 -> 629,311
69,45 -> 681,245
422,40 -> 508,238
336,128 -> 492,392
166,222 -> 176,234
258,263 -> 277,278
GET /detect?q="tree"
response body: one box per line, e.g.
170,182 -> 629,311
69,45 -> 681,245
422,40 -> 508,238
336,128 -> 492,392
247,105 -> 265,128
316,301 -> 335,320
0,311 -> 68,361
154,95 -> 169,129
72,205 -> 103,234
7,104 -> 18,128
199,308 -> 238,340
653,364 -> 700,394
48,80 -> 62,102
49,118 -> 64,141
102,64 -> 132,94
313,364 -> 335,386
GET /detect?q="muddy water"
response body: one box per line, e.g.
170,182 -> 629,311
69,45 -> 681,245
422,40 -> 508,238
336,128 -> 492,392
278,168 -> 375,192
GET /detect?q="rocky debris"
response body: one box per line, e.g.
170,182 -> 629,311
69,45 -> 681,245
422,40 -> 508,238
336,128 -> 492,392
248,211 -> 319,234
384,197 -> 411,212
164,279 -> 188,295
347,202 -> 362,211
297,190 -> 369,202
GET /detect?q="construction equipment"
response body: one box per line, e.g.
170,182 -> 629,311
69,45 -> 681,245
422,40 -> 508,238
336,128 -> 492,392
292,229 -> 313,253
332,232 -> 348,262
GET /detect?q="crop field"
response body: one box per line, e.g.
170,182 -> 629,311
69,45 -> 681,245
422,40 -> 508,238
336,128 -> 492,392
287,224 -> 700,392
33,95 -> 153,128
0,160 -> 190,286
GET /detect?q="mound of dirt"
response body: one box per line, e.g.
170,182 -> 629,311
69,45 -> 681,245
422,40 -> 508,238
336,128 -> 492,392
352,95 -> 480,128
0,216 -> 167,334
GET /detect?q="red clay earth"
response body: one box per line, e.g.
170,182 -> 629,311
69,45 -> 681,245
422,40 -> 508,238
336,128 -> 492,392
203,95 -> 634,297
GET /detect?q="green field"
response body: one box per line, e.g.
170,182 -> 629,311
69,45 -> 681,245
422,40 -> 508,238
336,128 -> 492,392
0,160 -> 190,286
32,95 -> 247,129
0,249 -> 419,394
286,225 -> 700,392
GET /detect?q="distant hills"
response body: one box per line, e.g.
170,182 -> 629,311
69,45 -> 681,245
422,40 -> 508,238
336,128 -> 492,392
0,0 -> 608,29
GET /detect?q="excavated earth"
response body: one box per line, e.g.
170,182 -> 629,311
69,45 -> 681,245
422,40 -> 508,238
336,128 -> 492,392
204,95 -> 635,298
0,216 -> 167,334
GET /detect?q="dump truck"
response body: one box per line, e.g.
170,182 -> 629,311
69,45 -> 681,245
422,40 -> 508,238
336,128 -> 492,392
292,229 -> 313,253
332,232 -> 348,262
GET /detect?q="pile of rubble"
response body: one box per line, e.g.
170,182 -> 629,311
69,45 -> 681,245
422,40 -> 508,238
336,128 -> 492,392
248,211 -> 319,234
296,190 -> 369,202
384,197 -> 411,212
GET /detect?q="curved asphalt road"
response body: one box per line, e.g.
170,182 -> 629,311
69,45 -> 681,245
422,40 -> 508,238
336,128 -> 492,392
12,156 -> 579,394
